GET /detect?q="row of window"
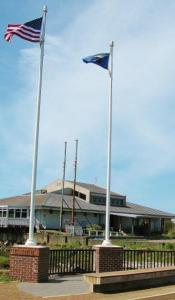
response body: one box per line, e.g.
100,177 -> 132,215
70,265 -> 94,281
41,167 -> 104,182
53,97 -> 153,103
0,209 -> 28,218
91,196 -> 124,207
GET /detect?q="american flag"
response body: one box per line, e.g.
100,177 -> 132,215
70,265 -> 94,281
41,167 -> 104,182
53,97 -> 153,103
4,17 -> 43,43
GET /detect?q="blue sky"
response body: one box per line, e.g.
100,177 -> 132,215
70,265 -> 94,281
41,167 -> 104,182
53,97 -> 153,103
1,0 -> 175,213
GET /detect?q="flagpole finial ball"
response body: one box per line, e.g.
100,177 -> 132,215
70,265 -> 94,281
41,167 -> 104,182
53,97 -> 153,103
43,5 -> 48,12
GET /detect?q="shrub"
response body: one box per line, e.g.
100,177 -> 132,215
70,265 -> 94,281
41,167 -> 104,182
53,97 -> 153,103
86,224 -> 102,231
162,242 -> 174,250
166,230 -> 175,238
0,256 -> 9,269
164,221 -> 175,233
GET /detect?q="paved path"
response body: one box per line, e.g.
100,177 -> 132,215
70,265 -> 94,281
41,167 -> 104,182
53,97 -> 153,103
1,280 -> 175,299
17,275 -> 175,299
18,275 -> 90,298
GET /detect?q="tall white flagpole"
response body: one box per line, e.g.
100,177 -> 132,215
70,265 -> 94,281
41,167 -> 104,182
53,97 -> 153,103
25,5 -> 47,246
102,41 -> 114,246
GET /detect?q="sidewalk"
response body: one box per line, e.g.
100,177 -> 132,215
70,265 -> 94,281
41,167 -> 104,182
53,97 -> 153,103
17,275 -> 175,300
18,275 -> 90,298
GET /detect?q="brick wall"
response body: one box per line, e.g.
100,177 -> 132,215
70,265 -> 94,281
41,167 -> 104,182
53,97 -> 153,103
10,246 -> 49,282
93,245 -> 124,273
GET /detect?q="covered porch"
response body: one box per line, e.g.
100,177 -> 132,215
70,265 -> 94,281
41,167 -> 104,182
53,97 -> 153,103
110,212 -> 165,235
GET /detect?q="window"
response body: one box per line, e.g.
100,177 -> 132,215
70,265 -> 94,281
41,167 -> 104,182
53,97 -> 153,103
91,196 -> 106,205
91,195 -> 124,207
21,209 -> 27,218
75,190 -> 78,197
9,209 -> 15,218
110,198 -> 124,207
0,210 -> 7,217
15,209 -> 21,218
79,193 -> 86,200
3,210 -> 7,217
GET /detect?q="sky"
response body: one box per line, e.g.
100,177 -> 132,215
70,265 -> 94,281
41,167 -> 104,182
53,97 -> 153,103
1,0 -> 175,213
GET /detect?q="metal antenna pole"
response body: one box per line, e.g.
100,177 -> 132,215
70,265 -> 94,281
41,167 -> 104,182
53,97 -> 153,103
59,141 -> 67,231
72,139 -> 78,227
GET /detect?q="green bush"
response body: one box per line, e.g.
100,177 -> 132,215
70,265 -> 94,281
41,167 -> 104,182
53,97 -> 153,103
164,221 -> 175,233
0,256 -> 9,269
86,224 -> 102,231
162,242 -> 174,250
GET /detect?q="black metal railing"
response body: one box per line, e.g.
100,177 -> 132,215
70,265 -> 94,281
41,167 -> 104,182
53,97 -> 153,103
49,248 -> 175,275
49,249 -> 95,275
123,249 -> 175,270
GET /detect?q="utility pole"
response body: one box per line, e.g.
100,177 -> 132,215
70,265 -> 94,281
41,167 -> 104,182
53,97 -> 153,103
71,139 -> 78,228
59,141 -> 67,231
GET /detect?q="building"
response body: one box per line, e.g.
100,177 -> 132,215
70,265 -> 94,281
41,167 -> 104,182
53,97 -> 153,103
0,179 -> 174,235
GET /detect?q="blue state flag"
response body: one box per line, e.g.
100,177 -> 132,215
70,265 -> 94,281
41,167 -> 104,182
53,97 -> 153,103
82,53 -> 110,70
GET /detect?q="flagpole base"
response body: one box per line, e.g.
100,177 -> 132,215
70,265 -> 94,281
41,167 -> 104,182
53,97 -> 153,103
102,239 -> 112,246
25,239 -> 37,246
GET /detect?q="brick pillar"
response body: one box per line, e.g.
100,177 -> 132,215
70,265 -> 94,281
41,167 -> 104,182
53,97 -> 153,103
93,245 -> 124,273
10,245 -> 49,282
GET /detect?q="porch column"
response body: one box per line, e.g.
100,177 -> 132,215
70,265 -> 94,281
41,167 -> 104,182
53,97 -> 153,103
131,219 -> 134,235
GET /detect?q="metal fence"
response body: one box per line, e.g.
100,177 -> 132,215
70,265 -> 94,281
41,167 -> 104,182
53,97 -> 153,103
49,249 -> 95,275
123,249 -> 175,270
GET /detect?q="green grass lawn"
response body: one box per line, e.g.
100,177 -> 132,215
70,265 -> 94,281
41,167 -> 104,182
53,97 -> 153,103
0,272 -> 11,283
112,239 -> 175,250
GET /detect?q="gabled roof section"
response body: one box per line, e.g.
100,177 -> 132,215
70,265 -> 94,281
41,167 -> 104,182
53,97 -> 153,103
44,179 -> 125,197
127,202 -> 174,218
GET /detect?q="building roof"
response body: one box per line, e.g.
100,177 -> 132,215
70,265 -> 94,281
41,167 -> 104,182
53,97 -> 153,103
44,179 -> 125,197
43,193 -> 175,218
0,194 -> 44,206
73,181 -> 124,197
0,192 -> 174,219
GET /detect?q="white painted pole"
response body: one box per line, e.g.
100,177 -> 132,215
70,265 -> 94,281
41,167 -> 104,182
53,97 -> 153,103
25,5 -> 47,246
102,41 -> 114,246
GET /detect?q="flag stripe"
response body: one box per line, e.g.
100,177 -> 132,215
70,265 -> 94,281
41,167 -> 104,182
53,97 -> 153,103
4,31 -> 41,42
11,32 -> 41,42
4,17 -> 42,43
6,25 -> 41,34
8,31 -> 41,42
6,26 -> 41,38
